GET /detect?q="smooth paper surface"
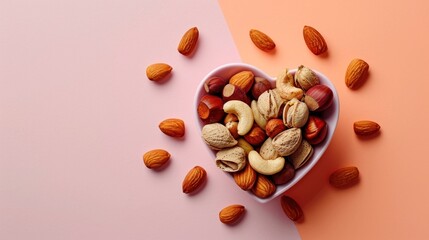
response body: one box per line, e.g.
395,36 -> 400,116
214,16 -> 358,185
0,0 -> 301,239
219,0 -> 429,239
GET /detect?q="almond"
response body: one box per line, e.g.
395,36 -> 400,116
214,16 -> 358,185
146,63 -> 172,81
177,27 -> 199,56
329,166 -> 360,188
353,120 -> 380,136
233,163 -> 257,190
249,29 -> 276,52
303,25 -> 327,55
143,149 -> 171,169
182,166 -> 207,194
280,195 -> 303,221
159,118 -> 185,138
219,204 -> 246,225
229,70 -> 255,93
345,58 -> 369,89
251,174 -> 276,199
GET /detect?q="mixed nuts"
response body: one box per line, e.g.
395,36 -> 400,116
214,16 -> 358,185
197,66 -> 334,199
142,24 -> 381,226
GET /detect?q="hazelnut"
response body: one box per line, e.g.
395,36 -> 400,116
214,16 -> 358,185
204,76 -> 227,95
251,77 -> 272,99
244,125 -> 267,146
222,84 -> 250,105
223,113 -> 239,124
265,118 -> 286,138
197,95 -> 225,124
271,161 -> 295,185
304,115 -> 328,145
304,84 -> 333,112
226,121 -> 240,139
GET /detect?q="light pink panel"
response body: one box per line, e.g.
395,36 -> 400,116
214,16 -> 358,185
0,0 -> 300,239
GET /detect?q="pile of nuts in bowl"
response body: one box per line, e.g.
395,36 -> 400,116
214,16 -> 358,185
197,65 -> 336,200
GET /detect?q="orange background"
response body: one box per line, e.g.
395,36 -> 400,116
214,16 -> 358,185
219,0 -> 429,239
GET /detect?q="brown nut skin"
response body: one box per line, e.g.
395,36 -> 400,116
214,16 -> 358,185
281,195 -> 303,221
251,174 -> 276,199
222,84 -> 250,105
233,163 -> 257,190
159,118 -> 185,138
329,166 -> 359,188
224,113 -> 239,124
249,29 -> 276,52
251,77 -> 272,99
229,70 -> 255,93
143,149 -> 171,169
271,161 -> 295,185
178,27 -> 199,56
197,95 -> 225,124
353,120 -> 380,136
345,58 -> 369,89
244,125 -> 267,146
265,118 -> 286,138
304,115 -> 328,145
182,166 -> 207,194
303,25 -> 327,55
146,63 -> 173,81
204,76 -> 228,95
304,85 -> 333,112
219,204 -> 246,225
225,121 -> 240,139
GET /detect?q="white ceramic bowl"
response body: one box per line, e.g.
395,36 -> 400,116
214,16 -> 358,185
194,63 -> 339,203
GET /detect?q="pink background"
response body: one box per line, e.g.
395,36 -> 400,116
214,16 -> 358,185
0,0 -> 300,239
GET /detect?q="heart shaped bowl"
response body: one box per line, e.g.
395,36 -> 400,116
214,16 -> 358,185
194,63 -> 339,203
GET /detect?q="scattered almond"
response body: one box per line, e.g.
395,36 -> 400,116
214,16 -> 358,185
143,149 -> 171,169
146,63 -> 172,81
178,27 -> 199,56
280,195 -> 303,221
182,166 -> 207,194
219,204 -> 246,225
249,29 -> 276,52
303,25 -> 327,55
159,118 -> 185,138
233,163 -> 257,190
329,166 -> 360,188
345,58 -> 369,89
251,174 -> 276,199
353,120 -> 380,136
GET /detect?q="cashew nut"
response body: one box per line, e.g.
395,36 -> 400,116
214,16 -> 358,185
248,150 -> 285,175
276,68 -> 304,101
251,100 -> 267,129
223,100 -> 254,136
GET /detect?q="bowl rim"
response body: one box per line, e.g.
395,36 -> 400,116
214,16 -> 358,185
193,62 -> 340,203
